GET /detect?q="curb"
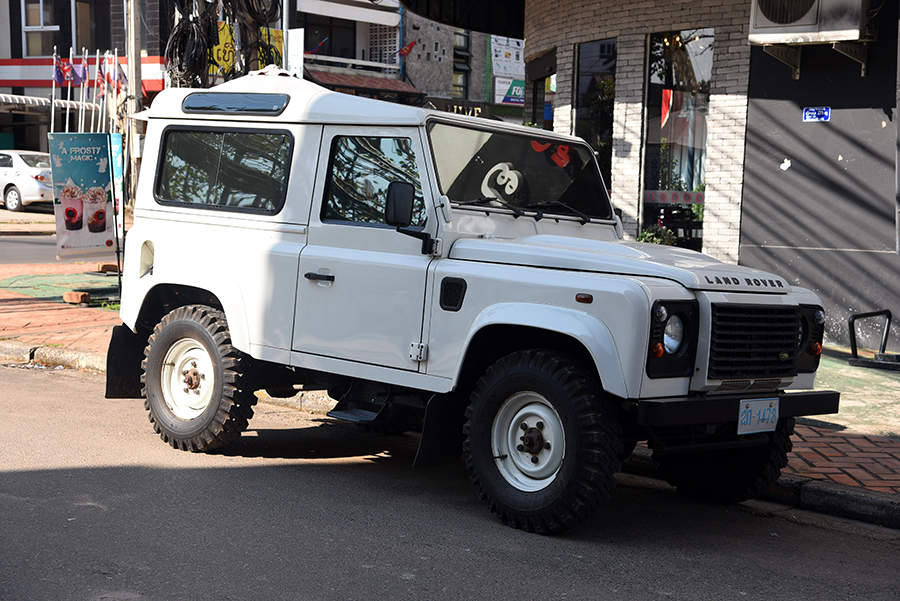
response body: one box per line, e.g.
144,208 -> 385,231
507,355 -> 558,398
0,230 -> 55,236
622,446 -> 900,530
2,339 -> 898,530
0,339 -> 106,372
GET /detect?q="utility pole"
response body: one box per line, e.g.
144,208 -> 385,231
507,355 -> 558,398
126,0 -> 143,207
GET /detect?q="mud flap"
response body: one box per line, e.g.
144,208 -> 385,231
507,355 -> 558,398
413,393 -> 466,468
105,324 -> 147,398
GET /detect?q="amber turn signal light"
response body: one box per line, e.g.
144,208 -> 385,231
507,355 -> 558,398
650,342 -> 665,359
809,342 -> 822,356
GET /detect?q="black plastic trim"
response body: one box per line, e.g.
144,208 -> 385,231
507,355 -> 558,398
636,389 -> 840,427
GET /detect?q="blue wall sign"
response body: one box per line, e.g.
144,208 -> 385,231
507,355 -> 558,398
803,107 -> 831,123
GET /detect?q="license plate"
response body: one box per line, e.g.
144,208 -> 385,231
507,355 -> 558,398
737,398 -> 779,435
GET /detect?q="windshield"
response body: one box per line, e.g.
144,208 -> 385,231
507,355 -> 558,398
426,122 -> 612,220
20,154 -> 51,168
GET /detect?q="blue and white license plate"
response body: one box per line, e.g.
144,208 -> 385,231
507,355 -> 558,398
737,398 -> 779,435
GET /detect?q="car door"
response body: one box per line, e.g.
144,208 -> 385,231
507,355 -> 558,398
293,126 -> 436,371
0,153 -> 12,192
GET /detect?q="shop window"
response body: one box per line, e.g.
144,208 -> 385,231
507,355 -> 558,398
575,38 -> 616,187
642,29 -> 714,251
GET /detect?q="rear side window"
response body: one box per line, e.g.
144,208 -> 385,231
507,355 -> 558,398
156,128 -> 292,214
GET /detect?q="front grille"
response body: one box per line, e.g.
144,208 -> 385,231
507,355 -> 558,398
708,304 -> 800,380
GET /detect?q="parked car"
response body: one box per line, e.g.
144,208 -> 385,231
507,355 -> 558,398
0,150 -> 53,212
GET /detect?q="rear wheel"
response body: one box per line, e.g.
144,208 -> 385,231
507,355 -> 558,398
655,418 -> 795,503
465,350 -> 622,533
142,305 -> 256,452
4,186 -> 23,212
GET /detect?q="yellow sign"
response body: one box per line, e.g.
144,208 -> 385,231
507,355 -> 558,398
210,22 -> 284,75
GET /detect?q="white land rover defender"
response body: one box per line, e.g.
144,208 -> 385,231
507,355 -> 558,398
107,71 -> 839,533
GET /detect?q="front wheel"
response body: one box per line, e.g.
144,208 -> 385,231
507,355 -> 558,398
464,350 -> 622,533
4,186 -> 23,212
142,305 -> 256,452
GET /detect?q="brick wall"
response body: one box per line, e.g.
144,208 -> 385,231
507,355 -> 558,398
523,0 -> 751,263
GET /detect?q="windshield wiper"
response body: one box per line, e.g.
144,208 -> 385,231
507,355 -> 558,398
528,200 -> 592,225
455,196 -> 526,219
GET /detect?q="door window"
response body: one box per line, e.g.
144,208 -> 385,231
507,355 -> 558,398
322,136 -> 427,227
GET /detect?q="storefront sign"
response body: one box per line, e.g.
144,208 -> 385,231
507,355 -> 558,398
494,77 -> 525,105
48,133 -> 123,259
803,107 -> 831,122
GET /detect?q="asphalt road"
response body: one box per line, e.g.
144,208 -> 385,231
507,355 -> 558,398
2,364 -> 899,601
0,234 -> 80,264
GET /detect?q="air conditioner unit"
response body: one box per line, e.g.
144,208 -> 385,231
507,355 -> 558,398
749,0 -> 872,45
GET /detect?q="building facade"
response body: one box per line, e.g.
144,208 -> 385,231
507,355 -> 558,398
515,0 -> 899,349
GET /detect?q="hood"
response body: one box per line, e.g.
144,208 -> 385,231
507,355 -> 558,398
448,234 -> 791,293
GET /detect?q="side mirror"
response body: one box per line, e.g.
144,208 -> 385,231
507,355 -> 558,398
385,181 -> 415,228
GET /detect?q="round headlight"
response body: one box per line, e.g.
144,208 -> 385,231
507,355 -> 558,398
663,315 -> 684,354
814,310 -> 826,325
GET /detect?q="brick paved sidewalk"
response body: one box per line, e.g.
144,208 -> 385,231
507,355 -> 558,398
785,424 -> 900,495
0,263 -> 120,356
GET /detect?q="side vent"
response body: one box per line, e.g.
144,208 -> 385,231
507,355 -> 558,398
440,277 -> 467,312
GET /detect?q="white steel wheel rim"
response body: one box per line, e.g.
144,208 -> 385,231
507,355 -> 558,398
6,189 -> 19,209
160,337 -> 215,420
491,391 -> 566,492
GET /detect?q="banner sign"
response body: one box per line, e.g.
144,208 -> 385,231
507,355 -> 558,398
490,36 -> 525,78
494,77 -> 525,105
49,133 -> 123,259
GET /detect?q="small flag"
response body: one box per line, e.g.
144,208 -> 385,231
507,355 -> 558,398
306,37 -> 328,55
398,40 -> 416,57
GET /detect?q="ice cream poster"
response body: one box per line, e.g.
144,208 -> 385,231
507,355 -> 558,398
49,133 -> 120,259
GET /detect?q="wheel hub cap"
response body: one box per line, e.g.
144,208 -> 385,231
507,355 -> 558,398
491,392 -> 565,492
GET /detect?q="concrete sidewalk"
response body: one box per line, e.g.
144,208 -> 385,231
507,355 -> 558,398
1,257 -> 898,529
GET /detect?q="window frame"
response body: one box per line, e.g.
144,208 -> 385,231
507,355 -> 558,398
22,0 -> 61,58
153,124 -> 294,215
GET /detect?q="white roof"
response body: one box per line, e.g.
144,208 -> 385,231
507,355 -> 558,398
144,69 -> 587,146
146,70 -> 429,126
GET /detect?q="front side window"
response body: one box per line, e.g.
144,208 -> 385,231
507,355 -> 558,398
323,136 -> 426,227
156,128 -> 292,213
427,121 -> 612,221
641,29 -> 714,250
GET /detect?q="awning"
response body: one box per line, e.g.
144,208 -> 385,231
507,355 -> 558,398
0,94 -> 101,115
305,69 -> 425,104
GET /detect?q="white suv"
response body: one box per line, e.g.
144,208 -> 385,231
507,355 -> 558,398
107,71 -> 839,533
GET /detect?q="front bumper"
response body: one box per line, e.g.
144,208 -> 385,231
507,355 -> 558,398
636,390 -> 840,427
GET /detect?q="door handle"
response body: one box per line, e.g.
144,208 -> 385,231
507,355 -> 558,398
304,272 -> 335,282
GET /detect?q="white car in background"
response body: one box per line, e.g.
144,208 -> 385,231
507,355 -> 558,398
0,150 -> 53,212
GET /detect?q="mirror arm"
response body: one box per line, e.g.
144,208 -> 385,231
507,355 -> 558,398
396,227 -> 434,255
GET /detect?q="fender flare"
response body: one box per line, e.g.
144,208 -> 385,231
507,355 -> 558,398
457,302 -> 630,399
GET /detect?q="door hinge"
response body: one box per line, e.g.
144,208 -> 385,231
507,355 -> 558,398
409,342 -> 428,362
430,238 -> 442,256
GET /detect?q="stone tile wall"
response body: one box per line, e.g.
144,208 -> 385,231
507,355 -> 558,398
523,0 -> 751,263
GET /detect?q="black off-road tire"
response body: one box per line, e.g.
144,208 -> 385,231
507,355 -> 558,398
142,305 -> 256,452
464,350 -> 622,533
655,418 -> 795,504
